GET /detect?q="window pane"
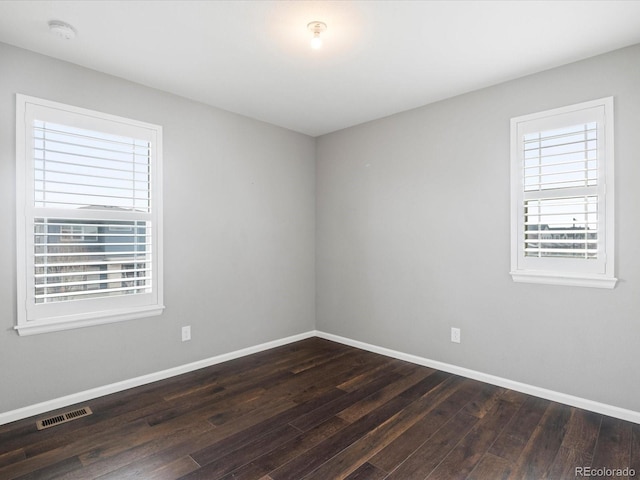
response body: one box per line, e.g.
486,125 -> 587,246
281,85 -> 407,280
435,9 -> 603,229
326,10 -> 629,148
524,196 -> 598,259
523,123 -> 597,191
33,121 -> 151,211
34,218 -> 152,303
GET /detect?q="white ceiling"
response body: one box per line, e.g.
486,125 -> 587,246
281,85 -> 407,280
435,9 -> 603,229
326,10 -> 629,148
1,1 -> 640,137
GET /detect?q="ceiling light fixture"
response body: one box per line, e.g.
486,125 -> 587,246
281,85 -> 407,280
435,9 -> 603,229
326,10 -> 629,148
48,20 -> 77,40
307,21 -> 327,50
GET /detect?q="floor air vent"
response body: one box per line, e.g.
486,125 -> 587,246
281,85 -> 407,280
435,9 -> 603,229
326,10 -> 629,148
36,406 -> 93,430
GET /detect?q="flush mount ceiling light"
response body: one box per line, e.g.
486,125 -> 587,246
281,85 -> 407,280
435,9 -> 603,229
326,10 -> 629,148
48,20 -> 77,40
307,21 -> 327,50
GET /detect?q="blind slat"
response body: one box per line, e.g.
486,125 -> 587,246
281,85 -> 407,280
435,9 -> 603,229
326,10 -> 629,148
523,126 -> 596,144
34,148 -> 150,169
34,258 -> 149,269
35,284 -> 151,300
35,267 -> 151,279
35,275 -> 152,290
524,167 -> 597,180
35,158 -> 149,175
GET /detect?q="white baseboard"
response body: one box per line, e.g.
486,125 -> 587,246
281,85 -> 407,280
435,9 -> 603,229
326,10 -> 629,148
315,331 -> 640,425
0,331 -> 315,426
3,329 -> 638,426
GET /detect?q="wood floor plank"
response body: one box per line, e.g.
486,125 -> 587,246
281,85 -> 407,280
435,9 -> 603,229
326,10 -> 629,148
559,408 -> 601,458
591,415 -> 633,479
190,386 -> 348,467
78,416 -> 213,467
368,376 -> 472,473
77,419 -> 160,465
337,367 -> 434,423
55,417 -> 214,479
344,462 -> 387,480
542,446 -> 593,480
4,389 -> 164,460
427,396 -> 526,480
0,449 -> 26,469
303,375 -> 504,480
335,361 -> 401,393
147,350 -> 351,428
629,424 -> 640,477
461,383 -> 507,419
12,456 -> 83,480
269,396 -> 412,480
507,402 -> 572,479
281,351 -> 394,405
146,388 -> 308,478
336,359 -> 429,393
384,411 -> 479,479
84,398 -> 302,480
147,375 -> 280,427
301,382 -> 460,479
398,370 -> 452,401
290,370 -> 402,432
217,416 -> 349,480
181,425 -> 301,479
0,418 -> 154,480
288,346 -> 353,375
145,455 -> 200,480
632,424 -> 640,479
466,453 -> 512,480
487,395 -> 550,463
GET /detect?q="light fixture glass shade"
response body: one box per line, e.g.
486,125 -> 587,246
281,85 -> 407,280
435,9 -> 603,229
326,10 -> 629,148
310,35 -> 322,49
307,21 -> 327,50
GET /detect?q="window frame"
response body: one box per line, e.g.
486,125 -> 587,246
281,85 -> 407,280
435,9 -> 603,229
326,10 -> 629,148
15,94 -> 164,335
510,97 -> 616,289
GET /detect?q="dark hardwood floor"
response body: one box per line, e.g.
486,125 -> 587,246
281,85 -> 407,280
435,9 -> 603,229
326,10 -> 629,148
0,337 -> 638,479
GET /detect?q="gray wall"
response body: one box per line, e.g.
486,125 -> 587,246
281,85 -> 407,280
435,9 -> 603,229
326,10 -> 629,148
316,44 -> 640,412
0,43 -> 316,413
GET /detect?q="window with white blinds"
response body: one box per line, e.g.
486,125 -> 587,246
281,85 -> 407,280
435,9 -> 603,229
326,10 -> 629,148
510,98 -> 616,288
16,95 -> 164,335
33,121 -> 152,211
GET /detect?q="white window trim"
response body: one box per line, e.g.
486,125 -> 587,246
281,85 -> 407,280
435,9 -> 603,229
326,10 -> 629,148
15,94 -> 164,335
510,97 -> 616,289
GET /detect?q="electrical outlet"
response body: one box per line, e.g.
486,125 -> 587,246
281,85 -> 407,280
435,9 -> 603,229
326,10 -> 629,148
451,327 -> 461,344
182,325 -> 191,342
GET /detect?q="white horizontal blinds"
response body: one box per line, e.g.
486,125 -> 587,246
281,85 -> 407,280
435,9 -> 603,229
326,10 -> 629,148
32,120 -> 153,304
523,123 -> 597,191
524,197 -> 598,259
34,121 -> 151,211
522,122 -> 599,259
33,219 -> 151,303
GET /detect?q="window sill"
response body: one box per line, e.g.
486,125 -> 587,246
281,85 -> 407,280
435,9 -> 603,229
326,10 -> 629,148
510,271 -> 617,289
15,305 -> 165,336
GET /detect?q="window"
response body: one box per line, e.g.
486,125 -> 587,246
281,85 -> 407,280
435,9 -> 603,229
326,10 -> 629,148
16,95 -> 164,335
510,98 -> 616,288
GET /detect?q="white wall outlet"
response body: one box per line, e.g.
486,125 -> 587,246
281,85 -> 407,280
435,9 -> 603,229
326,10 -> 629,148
182,325 -> 191,342
451,327 -> 461,344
